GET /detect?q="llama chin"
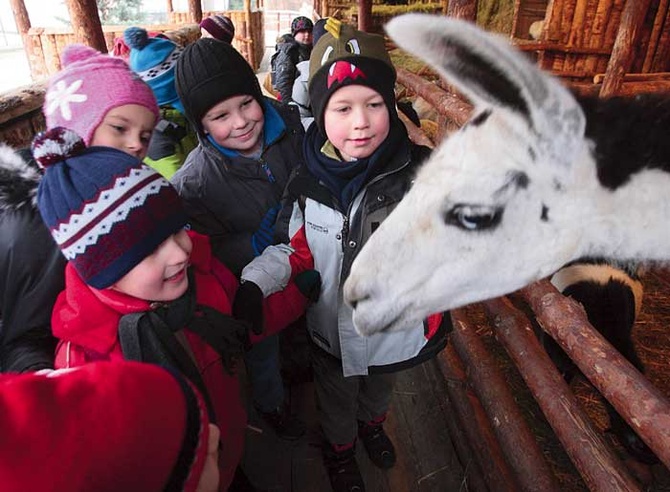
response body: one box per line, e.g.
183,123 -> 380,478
344,15 -> 670,336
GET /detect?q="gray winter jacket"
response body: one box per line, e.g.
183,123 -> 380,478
170,99 -> 305,275
242,129 -> 449,376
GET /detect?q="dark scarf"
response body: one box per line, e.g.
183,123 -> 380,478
118,268 -> 248,421
303,119 -> 408,210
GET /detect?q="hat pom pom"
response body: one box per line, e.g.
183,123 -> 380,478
124,26 -> 150,49
32,127 -> 86,169
61,44 -> 100,66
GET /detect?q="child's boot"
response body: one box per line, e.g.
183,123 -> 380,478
357,415 -> 396,469
323,441 -> 365,492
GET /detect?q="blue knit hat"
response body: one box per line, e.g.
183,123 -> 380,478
33,127 -> 188,290
124,27 -> 184,113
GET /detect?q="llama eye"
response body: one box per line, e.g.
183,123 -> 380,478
445,204 -> 503,231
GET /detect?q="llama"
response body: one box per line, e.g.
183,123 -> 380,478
343,14 -> 670,336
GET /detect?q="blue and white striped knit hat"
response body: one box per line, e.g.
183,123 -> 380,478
124,27 -> 185,113
33,127 -> 188,289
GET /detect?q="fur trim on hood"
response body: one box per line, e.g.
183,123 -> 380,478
0,144 -> 41,212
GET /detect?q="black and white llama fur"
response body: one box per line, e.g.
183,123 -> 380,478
344,14 -> 670,336
547,260 -> 657,463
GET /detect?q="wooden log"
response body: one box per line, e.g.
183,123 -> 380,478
599,0 -> 652,97
515,40 -> 612,55
188,0 -> 203,23
450,309 -> 562,492
396,68 -> 472,127
584,0 -> 615,75
484,296 -> 642,492
436,345 -> 518,492
446,0 -> 477,21
358,0 -> 372,32
65,0 -> 107,53
593,70 -> 670,83
642,0 -> 670,72
397,111 -> 434,149
166,0 -> 174,13
0,84 -> 46,126
650,2 -> 670,72
520,279 -> 670,468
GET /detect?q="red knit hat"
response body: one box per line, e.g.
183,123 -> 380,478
200,15 -> 236,44
0,361 -> 211,492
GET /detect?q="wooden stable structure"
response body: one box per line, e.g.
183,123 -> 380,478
1,1 -> 670,488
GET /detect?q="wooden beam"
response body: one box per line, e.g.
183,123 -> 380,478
166,0 -> 174,13
188,0 -> 203,24
357,0 -> 372,33
446,0 -> 477,21
65,0 -> 107,53
599,0 -> 653,98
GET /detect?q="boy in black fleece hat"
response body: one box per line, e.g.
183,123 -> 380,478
172,38 -> 307,442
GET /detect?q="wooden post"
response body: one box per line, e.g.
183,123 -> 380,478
8,0 -> 36,80
599,0 -> 652,98
65,0 -> 107,53
446,0 -> 477,21
166,0 -> 173,13
243,0 -> 254,68
188,0 -> 203,24
358,0 -> 372,33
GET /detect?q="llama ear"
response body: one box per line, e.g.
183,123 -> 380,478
386,14 -> 586,168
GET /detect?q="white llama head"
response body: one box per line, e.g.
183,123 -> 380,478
344,15 -> 595,335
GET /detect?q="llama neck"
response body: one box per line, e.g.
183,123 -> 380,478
576,168 -> 670,262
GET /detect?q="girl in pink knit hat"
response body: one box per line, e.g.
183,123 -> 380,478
43,44 -> 160,159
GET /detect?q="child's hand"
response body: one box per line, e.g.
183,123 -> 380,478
294,270 -> 321,304
233,281 -> 265,335
195,424 -> 220,492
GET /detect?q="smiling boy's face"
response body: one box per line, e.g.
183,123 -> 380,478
201,95 -> 264,156
111,230 -> 192,302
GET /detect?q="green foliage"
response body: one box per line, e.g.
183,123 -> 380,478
97,0 -> 146,25
476,0 -> 515,35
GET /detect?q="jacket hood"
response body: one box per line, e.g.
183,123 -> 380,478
0,145 -> 41,212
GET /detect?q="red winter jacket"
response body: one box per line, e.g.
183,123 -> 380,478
51,231 -> 308,491
0,361 -> 211,492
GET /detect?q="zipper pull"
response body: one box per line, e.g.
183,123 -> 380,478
260,159 -> 276,183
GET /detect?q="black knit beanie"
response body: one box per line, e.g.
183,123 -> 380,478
308,20 -> 397,133
175,38 -> 264,136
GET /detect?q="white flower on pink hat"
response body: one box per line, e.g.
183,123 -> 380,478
45,79 -> 88,121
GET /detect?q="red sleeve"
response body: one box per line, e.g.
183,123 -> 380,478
250,281 -> 309,344
288,223 -> 314,277
0,362 -> 210,492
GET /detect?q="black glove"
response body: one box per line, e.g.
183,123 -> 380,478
294,270 -> 321,304
233,281 -> 265,335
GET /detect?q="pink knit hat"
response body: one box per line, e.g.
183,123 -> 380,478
44,44 -> 159,145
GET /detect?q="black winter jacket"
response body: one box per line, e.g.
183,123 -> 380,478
272,40 -> 312,103
0,146 -> 64,372
170,99 -> 305,276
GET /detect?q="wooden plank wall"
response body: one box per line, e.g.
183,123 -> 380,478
515,0 -> 670,83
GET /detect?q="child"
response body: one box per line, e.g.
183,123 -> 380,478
172,37 -> 306,440
200,15 -> 236,44
33,127 -> 318,491
241,21 -> 450,492
124,27 -> 198,178
0,44 -> 159,374
272,16 -> 313,102
0,361 -> 219,492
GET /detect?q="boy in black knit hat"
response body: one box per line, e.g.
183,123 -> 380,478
172,38 -> 307,443
240,20 -> 450,492
271,16 -> 314,102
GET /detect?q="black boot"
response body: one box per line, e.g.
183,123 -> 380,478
357,417 -> 396,469
323,441 -> 365,492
